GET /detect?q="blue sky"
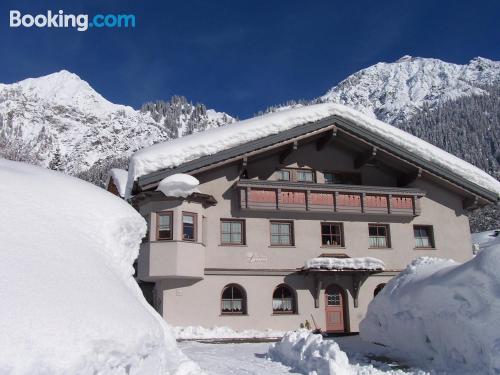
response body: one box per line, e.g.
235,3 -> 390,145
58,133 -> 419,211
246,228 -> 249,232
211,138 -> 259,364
1,0 -> 499,118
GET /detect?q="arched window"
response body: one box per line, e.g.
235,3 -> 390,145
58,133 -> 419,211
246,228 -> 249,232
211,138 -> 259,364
221,284 -> 246,315
272,284 -> 296,314
374,283 -> 386,297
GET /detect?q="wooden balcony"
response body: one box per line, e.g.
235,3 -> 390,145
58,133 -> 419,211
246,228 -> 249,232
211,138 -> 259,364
237,180 -> 424,216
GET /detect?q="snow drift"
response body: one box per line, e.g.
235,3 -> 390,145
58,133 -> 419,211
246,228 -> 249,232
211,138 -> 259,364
0,159 -> 199,374
267,330 -> 350,375
174,326 -> 284,340
360,244 -> 500,374
156,174 -> 200,198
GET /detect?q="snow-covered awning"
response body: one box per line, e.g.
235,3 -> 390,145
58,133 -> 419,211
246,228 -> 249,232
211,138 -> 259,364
304,256 -> 385,271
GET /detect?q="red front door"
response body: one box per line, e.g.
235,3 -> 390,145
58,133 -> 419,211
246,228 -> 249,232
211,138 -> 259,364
325,285 -> 345,333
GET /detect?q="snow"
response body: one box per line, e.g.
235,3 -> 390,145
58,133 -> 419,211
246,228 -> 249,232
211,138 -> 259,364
304,257 -> 385,271
0,70 -> 234,174
157,173 -> 200,198
181,336 -> 430,375
267,330 -> 351,374
107,168 -> 129,197
174,326 -> 284,340
127,102 -> 500,199
0,159 -> 199,374
471,229 -> 500,251
321,56 -> 500,125
360,244 -> 500,374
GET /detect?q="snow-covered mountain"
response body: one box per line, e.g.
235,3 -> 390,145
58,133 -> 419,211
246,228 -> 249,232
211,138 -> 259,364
320,56 -> 500,124
0,70 -> 234,174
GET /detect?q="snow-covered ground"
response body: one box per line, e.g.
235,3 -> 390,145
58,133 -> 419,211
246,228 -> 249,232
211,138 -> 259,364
0,159 -> 199,374
361,242 -> 500,375
174,326 -> 284,340
180,334 -> 430,375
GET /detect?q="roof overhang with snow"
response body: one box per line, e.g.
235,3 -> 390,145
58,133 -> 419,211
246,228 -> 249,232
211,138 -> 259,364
133,113 -> 498,204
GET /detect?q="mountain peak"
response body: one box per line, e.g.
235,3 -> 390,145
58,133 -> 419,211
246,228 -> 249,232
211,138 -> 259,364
395,55 -> 416,63
10,70 -> 126,116
320,56 -> 500,124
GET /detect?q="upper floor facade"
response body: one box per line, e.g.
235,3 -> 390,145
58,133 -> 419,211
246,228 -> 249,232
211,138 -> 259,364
133,132 -> 482,281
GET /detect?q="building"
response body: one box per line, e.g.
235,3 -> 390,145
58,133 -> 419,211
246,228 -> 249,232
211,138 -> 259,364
122,104 -> 499,333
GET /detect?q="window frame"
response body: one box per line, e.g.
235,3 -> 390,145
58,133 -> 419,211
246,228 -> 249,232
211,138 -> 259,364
220,219 -> 246,245
277,169 -> 291,181
320,222 -> 345,247
181,211 -> 197,242
296,169 -> 315,183
156,211 -> 173,241
413,225 -> 435,249
276,168 -> 316,183
323,171 -> 362,185
221,284 -> 247,315
270,220 -> 294,246
368,223 -> 391,249
272,284 -> 297,315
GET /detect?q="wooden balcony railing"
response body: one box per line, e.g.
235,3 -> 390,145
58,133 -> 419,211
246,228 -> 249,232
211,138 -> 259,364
237,180 -> 424,216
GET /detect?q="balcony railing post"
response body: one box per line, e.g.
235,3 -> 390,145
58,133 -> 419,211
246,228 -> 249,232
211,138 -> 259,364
334,191 -> 339,212
388,194 -> 392,214
306,190 -> 311,211
361,192 -> 366,213
277,188 -> 282,210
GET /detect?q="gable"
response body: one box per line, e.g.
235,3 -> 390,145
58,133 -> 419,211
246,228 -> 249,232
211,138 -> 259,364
129,104 -> 499,204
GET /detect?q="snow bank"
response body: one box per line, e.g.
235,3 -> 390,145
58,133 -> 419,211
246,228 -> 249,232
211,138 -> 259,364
126,103 -> 500,199
267,330 -> 351,374
107,168 -> 129,197
305,257 -> 385,271
157,173 -> 200,198
360,246 -> 500,374
174,326 -> 284,340
0,159 -> 199,374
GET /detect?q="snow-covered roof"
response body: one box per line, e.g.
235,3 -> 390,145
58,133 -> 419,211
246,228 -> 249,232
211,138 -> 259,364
304,257 -> 385,271
107,168 -> 129,197
127,103 -> 500,200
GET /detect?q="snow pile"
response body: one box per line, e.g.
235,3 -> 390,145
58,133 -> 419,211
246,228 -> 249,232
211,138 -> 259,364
157,173 -> 200,198
267,330 -> 351,374
0,159 -> 199,374
360,246 -> 500,374
107,168 -> 129,197
127,103 -> 500,199
305,257 -> 385,271
174,326 -> 285,340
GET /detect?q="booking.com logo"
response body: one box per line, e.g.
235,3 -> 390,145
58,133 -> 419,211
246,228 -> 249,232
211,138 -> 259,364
9,10 -> 136,31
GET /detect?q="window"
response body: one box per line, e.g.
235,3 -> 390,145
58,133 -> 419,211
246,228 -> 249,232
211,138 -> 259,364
368,224 -> 390,248
270,221 -> 294,246
374,283 -> 386,297
221,219 -> 245,245
221,284 -> 246,315
414,225 -> 435,248
296,169 -> 314,182
182,212 -> 197,241
156,212 -> 173,240
272,284 -> 296,314
321,223 -> 344,247
324,172 -> 361,185
277,169 -> 291,181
